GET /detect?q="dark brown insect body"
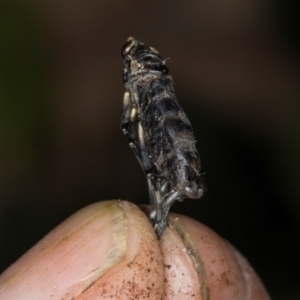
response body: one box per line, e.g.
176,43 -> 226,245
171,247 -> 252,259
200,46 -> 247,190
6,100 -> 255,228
121,37 -> 205,236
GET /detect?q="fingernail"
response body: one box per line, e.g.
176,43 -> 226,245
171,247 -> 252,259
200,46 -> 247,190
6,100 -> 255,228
0,201 -> 128,299
161,215 -> 209,300
166,214 -> 271,300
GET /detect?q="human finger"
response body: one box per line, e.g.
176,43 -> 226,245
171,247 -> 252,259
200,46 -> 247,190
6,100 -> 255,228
160,213 -> 271,300
0,201 -> 164,299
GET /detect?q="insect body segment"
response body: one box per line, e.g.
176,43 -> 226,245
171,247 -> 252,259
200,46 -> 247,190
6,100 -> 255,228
121,37 -> 205,236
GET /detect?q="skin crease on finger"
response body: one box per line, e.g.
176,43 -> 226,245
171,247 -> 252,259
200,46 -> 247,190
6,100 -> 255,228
0,201 -> 270,300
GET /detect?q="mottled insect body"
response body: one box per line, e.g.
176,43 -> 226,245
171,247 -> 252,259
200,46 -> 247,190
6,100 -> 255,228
121,37 -> 205,236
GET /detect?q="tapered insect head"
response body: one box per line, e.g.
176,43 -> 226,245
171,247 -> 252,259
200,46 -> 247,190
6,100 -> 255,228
122,37 -> 168,84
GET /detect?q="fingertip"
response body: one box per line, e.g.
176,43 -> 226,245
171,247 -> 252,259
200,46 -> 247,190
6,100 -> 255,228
0,201 -> 128,299
160,213 -> 270,300
0,200 -> 165,300
79,200 -> 164,299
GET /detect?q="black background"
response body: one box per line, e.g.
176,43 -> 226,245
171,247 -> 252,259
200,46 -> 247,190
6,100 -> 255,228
0,1 -> 300,298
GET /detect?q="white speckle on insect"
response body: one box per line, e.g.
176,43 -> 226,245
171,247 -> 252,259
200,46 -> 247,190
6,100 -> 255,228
149,210 -> 156,219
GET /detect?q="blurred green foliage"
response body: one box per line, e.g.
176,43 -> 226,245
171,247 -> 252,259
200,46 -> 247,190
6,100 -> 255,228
0,1 -> 45,169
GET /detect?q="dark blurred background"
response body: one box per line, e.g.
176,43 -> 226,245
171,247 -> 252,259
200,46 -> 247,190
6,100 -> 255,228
0,0 -> 299,298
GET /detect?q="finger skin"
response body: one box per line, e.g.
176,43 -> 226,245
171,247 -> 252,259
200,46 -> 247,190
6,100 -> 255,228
0,201 -> 270,299
161,214 -> 271,300
0,201 -> 164,299
75,201 -> 164,299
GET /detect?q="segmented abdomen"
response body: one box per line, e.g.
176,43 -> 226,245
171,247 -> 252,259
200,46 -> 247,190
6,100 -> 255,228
123,37 -> 204,200
140,76 -> 202,195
